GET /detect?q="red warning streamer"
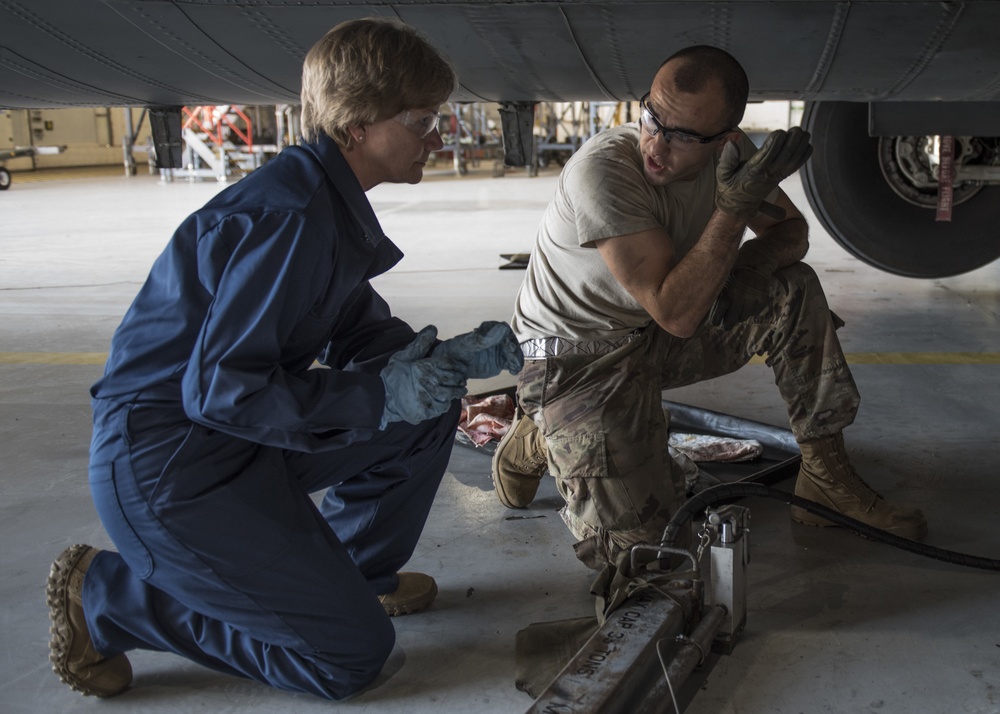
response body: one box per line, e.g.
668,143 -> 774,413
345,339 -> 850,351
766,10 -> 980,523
936,135 -> 955,222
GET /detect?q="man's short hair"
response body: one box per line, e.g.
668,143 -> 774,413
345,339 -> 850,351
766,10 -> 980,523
661,46 -> 750,129
300,18 -> 457,146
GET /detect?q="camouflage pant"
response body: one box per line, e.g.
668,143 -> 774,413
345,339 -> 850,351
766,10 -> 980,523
516,261 -> 859,569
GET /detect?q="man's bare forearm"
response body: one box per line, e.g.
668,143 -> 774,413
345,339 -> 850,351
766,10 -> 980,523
652,209 -> 747,337
740,216 -> 809,270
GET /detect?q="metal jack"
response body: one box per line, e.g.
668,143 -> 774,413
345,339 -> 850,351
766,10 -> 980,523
705,505 -> 750,654
525,507 -> 751,713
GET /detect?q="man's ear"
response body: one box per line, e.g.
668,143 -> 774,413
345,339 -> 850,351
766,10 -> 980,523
715,131 -> 741,159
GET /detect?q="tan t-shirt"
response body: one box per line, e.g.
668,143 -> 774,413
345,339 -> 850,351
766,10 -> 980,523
511,123 -> 757,341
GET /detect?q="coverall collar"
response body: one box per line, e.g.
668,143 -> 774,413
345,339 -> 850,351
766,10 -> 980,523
302,134 -> 403,278
303,134 -> 390,249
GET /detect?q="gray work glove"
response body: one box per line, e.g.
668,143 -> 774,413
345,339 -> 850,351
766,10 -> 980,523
715,127 -> 813,221
432,321 -> 524,379
709,239 -> 775,329
379,325 -> 467,429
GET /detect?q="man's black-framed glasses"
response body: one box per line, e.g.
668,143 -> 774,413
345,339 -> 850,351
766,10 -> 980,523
638,92 -> 732,148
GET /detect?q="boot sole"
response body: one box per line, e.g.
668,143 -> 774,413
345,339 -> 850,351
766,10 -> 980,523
47,545 -> 131,698
490,445 -> 542,509
790,505 -> 835,528
380,580 -> 438,617
492,471 -> 538,509
791,506 -> 928,541
46,544 -> 116,698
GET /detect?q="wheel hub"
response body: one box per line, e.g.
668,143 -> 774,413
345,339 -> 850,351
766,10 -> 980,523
878,135 -> 983,208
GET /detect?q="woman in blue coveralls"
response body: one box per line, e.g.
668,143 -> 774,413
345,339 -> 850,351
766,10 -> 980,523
44,18 -> 522,701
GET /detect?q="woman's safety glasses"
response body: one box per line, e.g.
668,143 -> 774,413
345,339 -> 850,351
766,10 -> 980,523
395,109 -> 442,139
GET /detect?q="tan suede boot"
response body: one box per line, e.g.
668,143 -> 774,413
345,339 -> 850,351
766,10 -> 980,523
47,544 -> 132,697
791,434 -> 928,540
378,572 -> 437,616
491,415 -> 547,508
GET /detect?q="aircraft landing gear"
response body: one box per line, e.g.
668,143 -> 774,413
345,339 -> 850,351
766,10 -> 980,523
801,101 -> 1000,278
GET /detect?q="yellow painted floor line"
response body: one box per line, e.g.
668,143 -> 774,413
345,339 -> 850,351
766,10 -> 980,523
846,352 -> 1000,365
0,352 -> 109,365
4,165 -> 129,184
2,351 -> 999,366
747,352 -> 1000,365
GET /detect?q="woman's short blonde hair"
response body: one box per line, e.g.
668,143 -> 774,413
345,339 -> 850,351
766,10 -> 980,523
300,18 -> 457,147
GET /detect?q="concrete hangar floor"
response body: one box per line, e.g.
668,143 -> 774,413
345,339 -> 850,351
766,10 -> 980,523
2,161 -> 999,714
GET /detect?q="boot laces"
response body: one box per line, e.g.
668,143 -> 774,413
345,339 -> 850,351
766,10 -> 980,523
834,451 -> 881,511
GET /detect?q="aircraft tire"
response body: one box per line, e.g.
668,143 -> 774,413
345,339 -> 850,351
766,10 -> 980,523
801,101 -> 1000,278
0,167 -> 10,190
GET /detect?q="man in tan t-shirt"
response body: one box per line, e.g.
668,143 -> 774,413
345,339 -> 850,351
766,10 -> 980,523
495,45 -> 927,571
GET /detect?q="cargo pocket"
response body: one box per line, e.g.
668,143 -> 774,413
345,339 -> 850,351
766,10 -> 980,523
88,460 -> 154,579
546,431 -> 642,540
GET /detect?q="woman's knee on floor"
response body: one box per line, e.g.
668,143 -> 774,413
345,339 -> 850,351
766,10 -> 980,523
309,614 -> 396,699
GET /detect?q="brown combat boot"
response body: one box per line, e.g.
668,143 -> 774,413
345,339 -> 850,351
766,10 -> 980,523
791,434 -> 928,540
378,572 -> 438,616
47,544 -> 132,697
491,414 -> 547,508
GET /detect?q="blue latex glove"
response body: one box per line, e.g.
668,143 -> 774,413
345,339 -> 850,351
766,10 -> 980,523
379,326 -> 467,429
432,321 -> 524,379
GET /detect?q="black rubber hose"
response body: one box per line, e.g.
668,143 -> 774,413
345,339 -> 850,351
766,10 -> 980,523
662,482 -> 1000,572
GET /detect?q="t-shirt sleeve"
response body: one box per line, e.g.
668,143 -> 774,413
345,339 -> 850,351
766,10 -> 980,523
562,154 -> 662,248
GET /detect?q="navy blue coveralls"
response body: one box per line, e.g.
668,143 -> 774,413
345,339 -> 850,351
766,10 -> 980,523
83,135 -> 459,699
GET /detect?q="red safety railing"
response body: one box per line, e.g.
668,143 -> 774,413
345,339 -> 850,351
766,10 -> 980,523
182,106 -> 253,150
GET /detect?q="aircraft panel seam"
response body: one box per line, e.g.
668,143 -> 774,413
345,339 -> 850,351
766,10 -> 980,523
0,0 -> 209,101
559,5 -> 618,101
882,0 -> 964,99
388,4 -> 486,100
708,1 -> 732,55
126,2 -> 297,98
242,6 -> 309,59
463,6 -> 551,98
804,0 -> 849,97
0,48 -> 140,105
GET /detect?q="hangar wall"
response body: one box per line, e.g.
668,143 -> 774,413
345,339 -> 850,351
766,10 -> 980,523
1,101 -> 796,175
0,107 -> 152,171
